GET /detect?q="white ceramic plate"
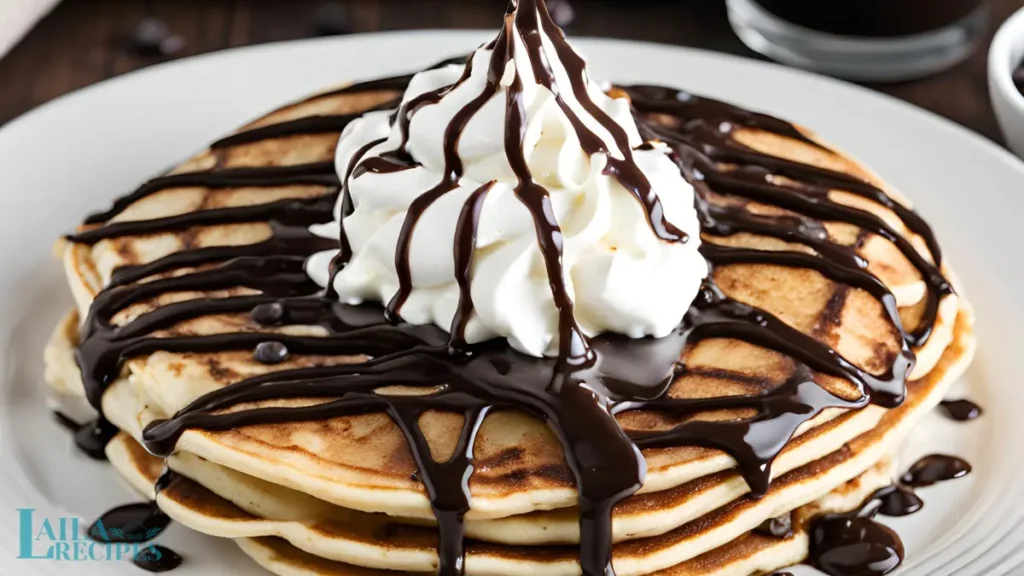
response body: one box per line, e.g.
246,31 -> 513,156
0,31 -> 1019,576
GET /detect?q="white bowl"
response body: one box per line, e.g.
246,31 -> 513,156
990,6 -> 1024,158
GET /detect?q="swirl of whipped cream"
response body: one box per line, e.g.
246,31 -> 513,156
306,10 -> 707,358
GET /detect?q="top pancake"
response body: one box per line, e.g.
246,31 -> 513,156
58,77 -> 961,523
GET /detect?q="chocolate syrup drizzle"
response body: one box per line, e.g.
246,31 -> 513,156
66,1 -> 955,574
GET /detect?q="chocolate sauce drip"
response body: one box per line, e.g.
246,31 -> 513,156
74,418 -> 120,461
106,218 -> 335,289
527,4 -> 685,245
72,195 -> 336,246
696,166 -> 943,345
627,85 -> 951,347
450,182 -> 495,346
65,2 -> 955,574
53,411 -> 80,432
328,136 -> 387,297
900,454 -> 971,487
699,243 -> 904,335
55,416 -> 119,460
133,545 -> 183,573
873,485 -> 923,517
383,56 -> 489,325
806,453 -> 971,575
808,488 -> 909,576
939,398 -> 983,421
53,412 -> 117,457
81,162 -> 339,226
211,114 -> 363,149
494,8 -> 593,365
53,414 -> 118,460
87,503 -> 170,544
85,471 -> 179,571
626,85 -> 825,150
621,285 -> 908,495
810,514 -> 903,576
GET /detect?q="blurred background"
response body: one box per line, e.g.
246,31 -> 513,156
1,0 -> 1022,142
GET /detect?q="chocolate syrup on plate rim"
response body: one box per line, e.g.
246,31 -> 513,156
63,1 -> 961,574
939,398 -> 983,421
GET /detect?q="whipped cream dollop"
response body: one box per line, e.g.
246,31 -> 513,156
306,8 -> 707,357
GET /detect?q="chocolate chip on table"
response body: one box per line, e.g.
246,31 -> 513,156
313,1 -> 353,36
254,341 -> 289,364
131,17 -> 185,57
548,0 -> 576,28
1014,63 -> 1024,97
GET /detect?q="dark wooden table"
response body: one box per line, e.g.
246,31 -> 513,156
1,0 -> 1022,142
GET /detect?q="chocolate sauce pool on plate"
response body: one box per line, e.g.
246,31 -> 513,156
85,472 -> 180,572
939,398 -> 983,421
87,502 -> 170,544
807,454 -> 971,575
53,411 -> 78,432
133,545 -> 183,573
811,512 -> 904,576
873,485 -> 923,517
64,1 -> 960,574
901,454 -> 972,487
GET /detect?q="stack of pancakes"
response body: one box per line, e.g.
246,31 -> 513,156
43,74 -> 975,576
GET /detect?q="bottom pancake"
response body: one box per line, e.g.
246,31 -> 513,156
107,431 -> 896,576
105,426 -> 896,576
97,301 -> 974,573
53,303 -> 975,576
42,292 -> 967,546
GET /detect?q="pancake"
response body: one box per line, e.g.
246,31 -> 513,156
81,302 -> 972,576
103,426 -> 901,576
44,293 -> 962,548
52,76 -> 958,520
234,457 -> 896,576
